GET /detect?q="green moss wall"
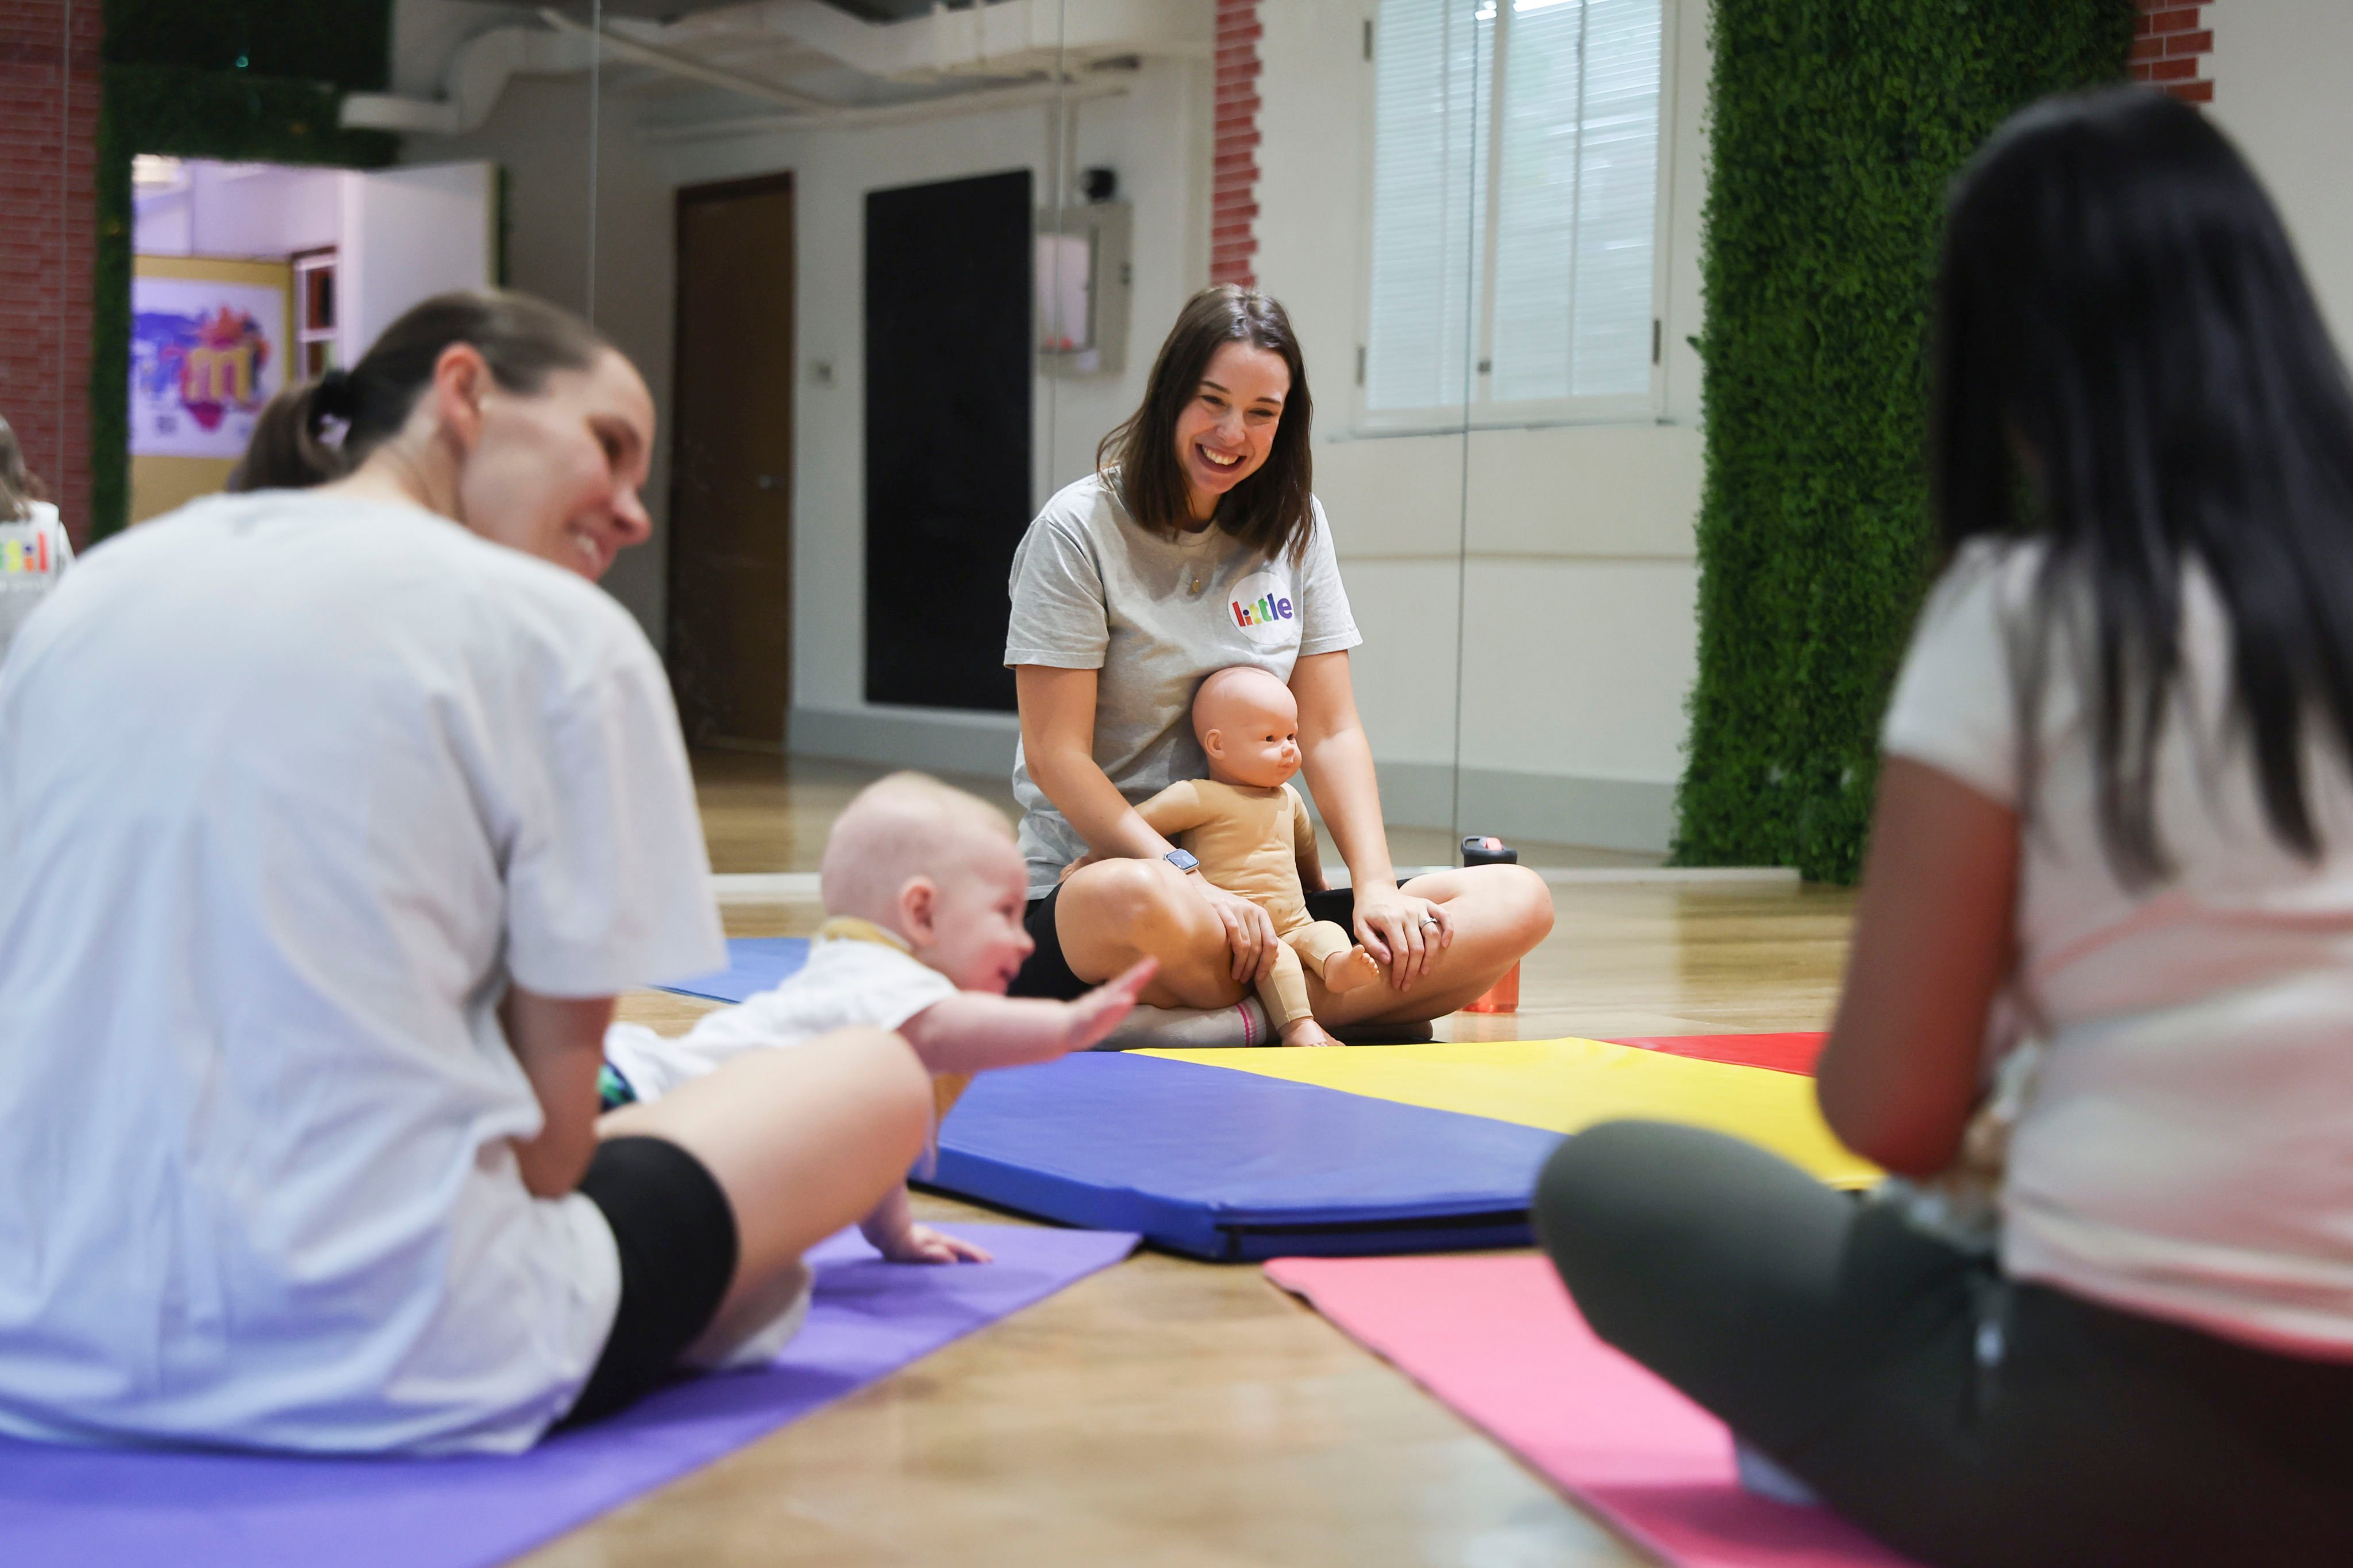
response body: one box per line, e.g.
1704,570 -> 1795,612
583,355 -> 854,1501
1671,0 -> 2135,881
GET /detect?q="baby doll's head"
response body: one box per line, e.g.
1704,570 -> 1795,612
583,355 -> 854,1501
1192,665 -> 1301,790
818,773 -> 1034,993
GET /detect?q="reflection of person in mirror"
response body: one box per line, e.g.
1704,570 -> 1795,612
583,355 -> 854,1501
1004,284 -> 1553,1047
0,415 -> 74,671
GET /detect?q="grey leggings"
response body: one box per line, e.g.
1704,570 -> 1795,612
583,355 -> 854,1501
1534,1122 -> 2353,1568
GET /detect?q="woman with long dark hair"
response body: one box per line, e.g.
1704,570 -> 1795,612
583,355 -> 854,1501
1534,89 -> 2353,1562
1005,284 -> 1553,1039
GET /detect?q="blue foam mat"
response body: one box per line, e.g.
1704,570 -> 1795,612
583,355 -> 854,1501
660,937 -> 810,1003
928,1053 -> 1561,1261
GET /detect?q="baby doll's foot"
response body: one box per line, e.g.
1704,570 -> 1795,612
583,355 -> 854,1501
1278,1016 -> 1345,1048
1322,946 -> 1384,994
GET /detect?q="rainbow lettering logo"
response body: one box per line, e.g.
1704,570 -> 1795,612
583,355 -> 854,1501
1226,570 -> 1299,646
1231,591 -> 1293,628
0,533 -> 50,576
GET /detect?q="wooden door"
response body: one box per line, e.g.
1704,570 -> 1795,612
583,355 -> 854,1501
669,173 -> 795,746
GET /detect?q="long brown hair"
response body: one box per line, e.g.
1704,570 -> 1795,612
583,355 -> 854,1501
229,291 -> 609,492
0,417 -> 48,523
1097,285 -> 1316,563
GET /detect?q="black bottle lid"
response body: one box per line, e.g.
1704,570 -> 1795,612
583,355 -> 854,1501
1461,834 -> 1519,867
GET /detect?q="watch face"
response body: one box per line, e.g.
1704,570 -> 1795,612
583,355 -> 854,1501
1164,849 -> 1200,873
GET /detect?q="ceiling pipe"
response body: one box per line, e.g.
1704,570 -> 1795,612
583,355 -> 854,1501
343,0 -> 1207,140
639,73 -> 1130,143
341,24 -> 595,137
649,0 -> 1210,80
536,8 -> 840,113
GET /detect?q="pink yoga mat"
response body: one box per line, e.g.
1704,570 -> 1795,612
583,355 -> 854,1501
1266,1253 -> 1917,1567
1611,1033 -> 1827,1076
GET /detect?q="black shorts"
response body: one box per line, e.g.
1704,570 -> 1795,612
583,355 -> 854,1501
1009,881 -> 1358,1000
561,1135 -> 741,1427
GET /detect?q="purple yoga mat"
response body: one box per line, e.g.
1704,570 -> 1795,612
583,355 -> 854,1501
0,1223 -> 1137,1568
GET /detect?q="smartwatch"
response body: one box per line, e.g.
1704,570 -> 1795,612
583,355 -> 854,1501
1164,847 -> 1201,874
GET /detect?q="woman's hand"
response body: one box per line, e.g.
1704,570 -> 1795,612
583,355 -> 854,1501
1192,877 -> 1281,983
1351,881 -> 1453,991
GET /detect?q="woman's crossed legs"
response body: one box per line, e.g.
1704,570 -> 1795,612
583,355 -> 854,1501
1535,1122 -> 2353,1567
1050,857 -> 1553,1027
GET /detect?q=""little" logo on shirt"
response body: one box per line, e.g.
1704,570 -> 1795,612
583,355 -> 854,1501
1227,569 -> 1297,645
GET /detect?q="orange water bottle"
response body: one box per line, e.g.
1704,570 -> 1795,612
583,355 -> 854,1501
1458,835 -> 1520,1014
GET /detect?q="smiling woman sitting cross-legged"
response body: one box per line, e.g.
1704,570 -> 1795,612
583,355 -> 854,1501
1003,284 -> 1553,1041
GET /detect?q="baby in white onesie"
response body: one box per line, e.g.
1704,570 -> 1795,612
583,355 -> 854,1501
604,771 -> 1153,1268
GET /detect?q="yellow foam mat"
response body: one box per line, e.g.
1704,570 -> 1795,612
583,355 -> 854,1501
1140,1038 -> 1879,1189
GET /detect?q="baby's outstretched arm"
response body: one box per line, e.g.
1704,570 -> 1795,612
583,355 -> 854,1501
895,958 -> 1157,1076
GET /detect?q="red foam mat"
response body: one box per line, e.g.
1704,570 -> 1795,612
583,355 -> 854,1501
1609,1033 -> 1827,1076
1266,1253 -> 1915,1567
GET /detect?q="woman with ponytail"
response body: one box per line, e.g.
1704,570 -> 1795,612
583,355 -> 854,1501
0,291 -> 932,1453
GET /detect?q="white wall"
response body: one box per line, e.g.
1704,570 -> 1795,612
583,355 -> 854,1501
338,164 -> 496,368
133,163 -> 342,259
1256,0 -> 1709,848
405,77 -> 680,644
2210,2 -> 2353,352
646,60 -> 1207,732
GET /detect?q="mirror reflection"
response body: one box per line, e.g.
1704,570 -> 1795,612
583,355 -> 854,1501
1,1 -> 94,673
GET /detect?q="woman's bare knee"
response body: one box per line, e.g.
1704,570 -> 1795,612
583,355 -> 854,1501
1058,859 -> 1237,1005
1489,863 -> 1555,944
1064,857 -> 1199,943
780,1027 -> 933,1165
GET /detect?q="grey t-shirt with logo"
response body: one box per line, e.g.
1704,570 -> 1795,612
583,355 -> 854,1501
1004,472 -> 1362,896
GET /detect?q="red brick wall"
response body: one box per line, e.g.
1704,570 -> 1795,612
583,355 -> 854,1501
1211,0 -> 1261,290
2134,1 -> 2213,105
0,1 -> 98,546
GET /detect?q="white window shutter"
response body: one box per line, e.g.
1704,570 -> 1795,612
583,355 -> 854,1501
1568,0 -> 1662,396
1366,0 -> 1492,413
1368,0 -> 1661,418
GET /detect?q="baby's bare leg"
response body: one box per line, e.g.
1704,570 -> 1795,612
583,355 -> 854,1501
1254,942 -> 1340,1047
1288,919 -> 1378,994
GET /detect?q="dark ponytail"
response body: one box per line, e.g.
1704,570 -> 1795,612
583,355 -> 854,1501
229,290 -> 610,492
0,417 -> 47,523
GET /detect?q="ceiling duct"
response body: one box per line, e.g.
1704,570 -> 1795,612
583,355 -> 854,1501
348,0 -> 1208,137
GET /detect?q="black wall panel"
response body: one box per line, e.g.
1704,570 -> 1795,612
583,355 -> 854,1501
864,168 -> 1032,712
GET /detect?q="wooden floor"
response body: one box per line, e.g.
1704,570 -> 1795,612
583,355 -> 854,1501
536,753 -> 1858,1567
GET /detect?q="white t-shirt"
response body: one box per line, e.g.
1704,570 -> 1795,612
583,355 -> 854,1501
604,923 -> 957,1103
0,500 -> 74,667
0,491 -> 724,1453
1882,538 -> 2353,1357
1004,472 -> 1362,895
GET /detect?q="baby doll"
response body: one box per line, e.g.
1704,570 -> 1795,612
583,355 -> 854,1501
603,772 -> 1154,1270
1129,666 -> 1382,1049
